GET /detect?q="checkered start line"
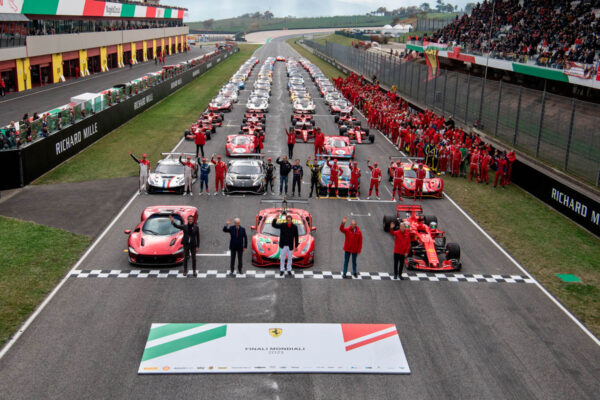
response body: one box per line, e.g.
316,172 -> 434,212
68,269 -> 534,284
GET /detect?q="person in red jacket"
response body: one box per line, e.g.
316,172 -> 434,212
286,128 -> 296,158
192,128 -> 206,158
506,150 -> 516,184
349,161 -> 361,198
414,163 -> 426,201
438,145 -> 448,174
390,161 -> 404,201
494,151 -> 507,189
389,221 -> 411,280
210,153 -> 227,195
366,159 -> 382,200
339,216 -> 363,278
452,146 -> 462,177
469,149 -> 480,182
314,129 -> 324,158
326,157 -> 341,198
479,150 -> 491,184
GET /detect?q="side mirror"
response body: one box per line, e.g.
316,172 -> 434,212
311,226 -> 317,232
124,229 -> 131,234
250,226 -> 256,230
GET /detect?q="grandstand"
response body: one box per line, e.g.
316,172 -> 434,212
0,0 -> 188,94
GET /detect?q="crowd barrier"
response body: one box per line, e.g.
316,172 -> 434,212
301,40 -> 600,236
0,46 -> 238,190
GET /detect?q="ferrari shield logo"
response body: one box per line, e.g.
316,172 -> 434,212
269,328 -> 282,338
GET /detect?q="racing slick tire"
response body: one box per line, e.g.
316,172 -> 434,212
242,118 -> 247,123
369,134 -> 375,143
291,115 -> 295,123
339,126 -> 347,134
334,115 -> 340,123
446,243 -> 461,261
383,215 -> 396,232
423,215 -> 438,226
206,132 -> 211,140
211,126 -> 216,133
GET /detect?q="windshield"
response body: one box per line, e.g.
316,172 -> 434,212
322,164 -> 351,178
231,136 -> 253,145
261,216 -> 307,236
230,164 -> 262,174
404,168 -> 431,179
142,214 -> 182,236
329,139 -> 347,148
155,163 -> 183,175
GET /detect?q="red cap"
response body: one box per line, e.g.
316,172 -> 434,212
267,157 -> 272,161
374,162 -> 378,167
217,155 -> 222,159
202,158 -> 207,162
142,153 -> 147,158
187,156 -> 191,160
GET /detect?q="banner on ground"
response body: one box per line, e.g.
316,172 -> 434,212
138,323 -> 410,374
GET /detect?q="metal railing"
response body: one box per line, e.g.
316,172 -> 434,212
304,40 -> 600,186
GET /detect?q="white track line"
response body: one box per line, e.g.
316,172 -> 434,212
0,136 -> 187,360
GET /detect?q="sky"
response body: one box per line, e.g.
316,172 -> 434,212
163,0 -> 472,22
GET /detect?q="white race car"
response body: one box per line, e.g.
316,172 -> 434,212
293,98 -> 316,113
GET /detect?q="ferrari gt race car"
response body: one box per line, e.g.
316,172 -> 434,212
125,205 -> 198,265
320,136 -> 356,159
147,154 -> 196,194
225,159 -> 266,194
226,135 -> 257,157
387,160 -> 444,198
382,204 -> 461,272
208,95 -> 233,112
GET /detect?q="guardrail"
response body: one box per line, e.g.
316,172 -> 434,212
0,46 -> 238,189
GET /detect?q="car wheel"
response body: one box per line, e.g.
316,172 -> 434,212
369,134 -> 375,143
242,118 -> 247,123
334,115 -> 339,123
207,132 -> 211,140
212,126 -> 216,133
339,126 -> 347,134
446,243 -> 460,260
383,215 -> 396,232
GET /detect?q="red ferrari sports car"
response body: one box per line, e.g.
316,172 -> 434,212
251,202 -> 316,268
125,206 -> 198,266
290,122 -> 316,143
276,56 -> 286,62
387,162 -> 443,198
243,113 -> 266,125
226,135 -> 257,156
291,112 -> 315,125
200,111 -> 224,127
321,136 -> 355,159
340,125 -> 375,144
383,204 -> 461,272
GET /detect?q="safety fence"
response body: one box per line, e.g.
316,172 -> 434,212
0,46 -> 238,189
303,39 -> 600,187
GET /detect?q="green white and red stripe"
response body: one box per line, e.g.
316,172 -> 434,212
1,0 -> 186,19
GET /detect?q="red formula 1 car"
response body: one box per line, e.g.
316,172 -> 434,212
290,121 -> 316,143
226,135 -> 257,156
291,111 -> 315,126
125,206 -> 198,266
243,112 -> 266,126
321,136 -> 355,159
251,201 -> 316,268
200,111 -> 224,127
276,56 -> 286,62
240,122 -> 264,136
334,112 -> 359,127
340,125 -> 374,144
387,161 -> 443,198
382,204 -> 461,272
184,125 -> 212,140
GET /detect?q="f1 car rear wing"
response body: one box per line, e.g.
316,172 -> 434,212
395,204 -> 424,214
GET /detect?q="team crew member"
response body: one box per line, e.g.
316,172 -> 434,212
469,149 -> 480,182
129,151 -> 150,195
254,131 -> 264,154
271,212 -> 299,276
326,157 -> 341,198
306,156 -> 322,198
192,129 -> 206,158
390,161 -> 405,201
265,157 -> 276,195
179,154 -> 196,196
223,218 -> 248,276
506,150 -> 516,184
349,161 -> 361,198
286,128 -> 296,158
197,157 -> 211,195
366,159 -> 382,200
414,163 -> 426,201
210,154 -> 227,195
479,150 -> 491,184
276,155 -> 292,196
339,216 -> 363,279
291,159 -> 303,197
169,214 -> 200,276
494,151 -> 507,189
314,128 -> 325,158
389,221 -> 411,280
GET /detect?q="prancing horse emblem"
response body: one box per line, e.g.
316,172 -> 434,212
269,328 -> 282,338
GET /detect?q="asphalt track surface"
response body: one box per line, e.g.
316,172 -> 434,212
0,37 -> 598,400
0,46 -> 211,128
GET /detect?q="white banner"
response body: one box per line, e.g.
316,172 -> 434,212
139,323 -> 410,374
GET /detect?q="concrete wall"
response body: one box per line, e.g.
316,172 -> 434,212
0,46 -> 27,61
24,26 -> 189,58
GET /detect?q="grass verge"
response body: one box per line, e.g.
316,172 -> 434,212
286,38 -> 348,80
0,216 -> 90,347
292,39 -> 600,337
35,44 -> 260,185
314,33 -> 356,47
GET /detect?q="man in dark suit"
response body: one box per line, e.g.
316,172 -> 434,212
223,217 -> 248,276
169,215 -> 200,276
271,212 -> 299,276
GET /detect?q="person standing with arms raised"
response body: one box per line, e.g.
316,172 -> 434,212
129,151 -> 150,195
339,216 -> 363,279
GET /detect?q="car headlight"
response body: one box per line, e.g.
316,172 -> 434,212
300,243 -> 310,255
226,175 -> 235,184
252,175 -> 263,185
128,247 -> 138,255
173,247 -> 184,255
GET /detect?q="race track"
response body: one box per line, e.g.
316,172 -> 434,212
0,37 -> 598,400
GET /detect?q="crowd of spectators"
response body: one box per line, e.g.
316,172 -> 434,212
428,0 -> 600,70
